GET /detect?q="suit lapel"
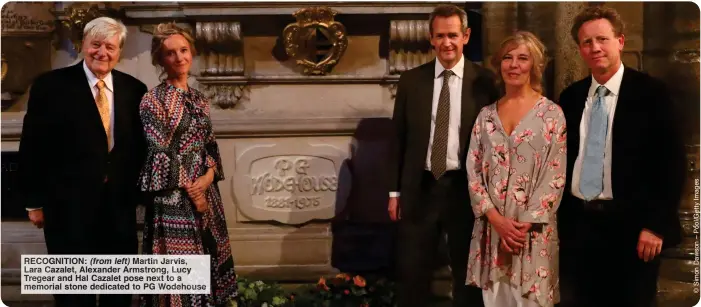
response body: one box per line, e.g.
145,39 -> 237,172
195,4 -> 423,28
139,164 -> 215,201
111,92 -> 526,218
417,61 -> 436,157
71,62 -> 107,135
112,72 -> 129,150
572,77 -> 591,135
611,66 -> 633,148
459,61 -> 476,156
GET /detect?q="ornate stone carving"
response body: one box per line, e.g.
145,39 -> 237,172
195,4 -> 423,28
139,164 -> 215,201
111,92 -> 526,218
388,20 -> 434,75
139,23 -> 192,36
282,7 -> 348,75
1,55 -> 7,82
1,3 -> 55,112
0,5 -> 54,33
195,22 -> 244,76
233,142 -> 345,225
56,4 -> 104,53
387,83 -> 398,100
200,84 -> 248,109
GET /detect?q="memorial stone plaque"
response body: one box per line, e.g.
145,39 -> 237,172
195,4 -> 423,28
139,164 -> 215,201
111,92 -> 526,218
234,142 -> 346,224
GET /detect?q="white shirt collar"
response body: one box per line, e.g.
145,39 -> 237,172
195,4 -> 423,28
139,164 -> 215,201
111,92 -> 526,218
589,62 -> 624,97
83,60 -> 113,93
434,54 -> 465,79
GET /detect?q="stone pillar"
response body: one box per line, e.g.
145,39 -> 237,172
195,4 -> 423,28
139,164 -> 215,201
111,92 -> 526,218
606,2 -> 644,71
482,2 -> 572,99
517,2 -> 556,49
553,2 -> 588,100
643,2 -> 701,305
481,2 -> 518,72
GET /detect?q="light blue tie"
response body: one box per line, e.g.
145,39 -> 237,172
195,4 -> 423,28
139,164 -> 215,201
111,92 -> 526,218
579,85 -> 609,200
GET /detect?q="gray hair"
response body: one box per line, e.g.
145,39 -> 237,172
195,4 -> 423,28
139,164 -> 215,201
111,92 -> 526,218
83,17 -> 128,48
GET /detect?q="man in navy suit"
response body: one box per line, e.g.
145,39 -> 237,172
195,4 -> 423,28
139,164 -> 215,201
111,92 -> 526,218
19,17 -> 147,307
557,6 -> 686,307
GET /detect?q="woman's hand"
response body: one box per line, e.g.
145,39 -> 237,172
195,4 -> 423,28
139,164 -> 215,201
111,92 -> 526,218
500,222 -> 534,254
486,208 -> 527,250
190,191 -> 208,213
516,222 -> 532,234
185,169 -> 214,197
184,168 -> 215,213
500,238 -> 515,253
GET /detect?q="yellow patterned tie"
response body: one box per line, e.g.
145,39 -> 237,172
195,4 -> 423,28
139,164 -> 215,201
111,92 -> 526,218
95,80 -> 111,150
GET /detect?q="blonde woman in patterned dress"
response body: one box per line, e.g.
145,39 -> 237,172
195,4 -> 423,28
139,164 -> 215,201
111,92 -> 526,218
138,23 -> 237,307
465,31 -> 567,307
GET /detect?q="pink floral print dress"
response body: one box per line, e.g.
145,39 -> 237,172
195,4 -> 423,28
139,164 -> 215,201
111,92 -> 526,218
465,97 -> 567,307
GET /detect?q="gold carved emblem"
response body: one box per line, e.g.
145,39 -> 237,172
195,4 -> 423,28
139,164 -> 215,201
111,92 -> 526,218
282,7 -> 348,75
60,5 -> 103,53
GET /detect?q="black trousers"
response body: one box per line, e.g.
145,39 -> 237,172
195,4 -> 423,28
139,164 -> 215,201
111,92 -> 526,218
396,171 -> 483,307
45,181 -> 138,307
558,202 -> 660,307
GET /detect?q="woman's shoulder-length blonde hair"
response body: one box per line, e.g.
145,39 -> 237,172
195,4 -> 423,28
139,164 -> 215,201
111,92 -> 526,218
490,31 -> 547,94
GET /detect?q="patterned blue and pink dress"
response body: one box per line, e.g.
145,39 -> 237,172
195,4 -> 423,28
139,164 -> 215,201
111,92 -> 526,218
138,81 -> 237,307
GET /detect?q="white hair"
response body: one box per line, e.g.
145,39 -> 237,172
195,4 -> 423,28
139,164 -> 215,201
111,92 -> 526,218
83,17 -> 127,48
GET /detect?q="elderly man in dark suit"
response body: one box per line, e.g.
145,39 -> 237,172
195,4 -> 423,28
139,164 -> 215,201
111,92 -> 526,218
557,6 -> 686,307
19,16 -> 148,307
388,4 -> 499,307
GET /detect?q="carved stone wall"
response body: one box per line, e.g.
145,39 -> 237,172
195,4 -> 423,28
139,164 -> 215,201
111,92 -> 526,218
388,20 -> 434,75
0,2 -> 55,112
0,2 -> 699,305
643,2 -> 701,306
0,4 -> 436,302
482,2 -> 589,99
196,21 -> 244,76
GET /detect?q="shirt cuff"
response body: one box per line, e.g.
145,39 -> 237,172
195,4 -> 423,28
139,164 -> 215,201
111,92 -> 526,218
389,192 -> 400,198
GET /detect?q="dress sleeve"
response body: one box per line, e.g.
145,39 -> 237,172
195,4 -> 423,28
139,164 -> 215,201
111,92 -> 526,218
138,91 -> 181,191
199,93 -> 224,182
518,106 -> 567,223
467,109 -> 497,218
203,122 -> 224,182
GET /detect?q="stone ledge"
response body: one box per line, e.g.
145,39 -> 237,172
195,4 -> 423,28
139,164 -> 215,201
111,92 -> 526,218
0,116 -> 377,140
121,2 -> 463,19
198,75 -> 399,85
1,221 -> 331,243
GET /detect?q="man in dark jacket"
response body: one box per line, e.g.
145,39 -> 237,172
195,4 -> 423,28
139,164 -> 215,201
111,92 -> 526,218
19,16 -> 148,307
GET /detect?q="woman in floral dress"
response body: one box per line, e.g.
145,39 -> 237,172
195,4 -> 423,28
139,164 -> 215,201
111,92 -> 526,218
465,31 -> 566,307
138,23 -> 237,307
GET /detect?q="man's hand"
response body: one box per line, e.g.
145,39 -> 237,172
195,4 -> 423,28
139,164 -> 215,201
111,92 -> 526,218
638,228 -> 663,262
28,209 -> 44,229
388,197 -> 401,221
